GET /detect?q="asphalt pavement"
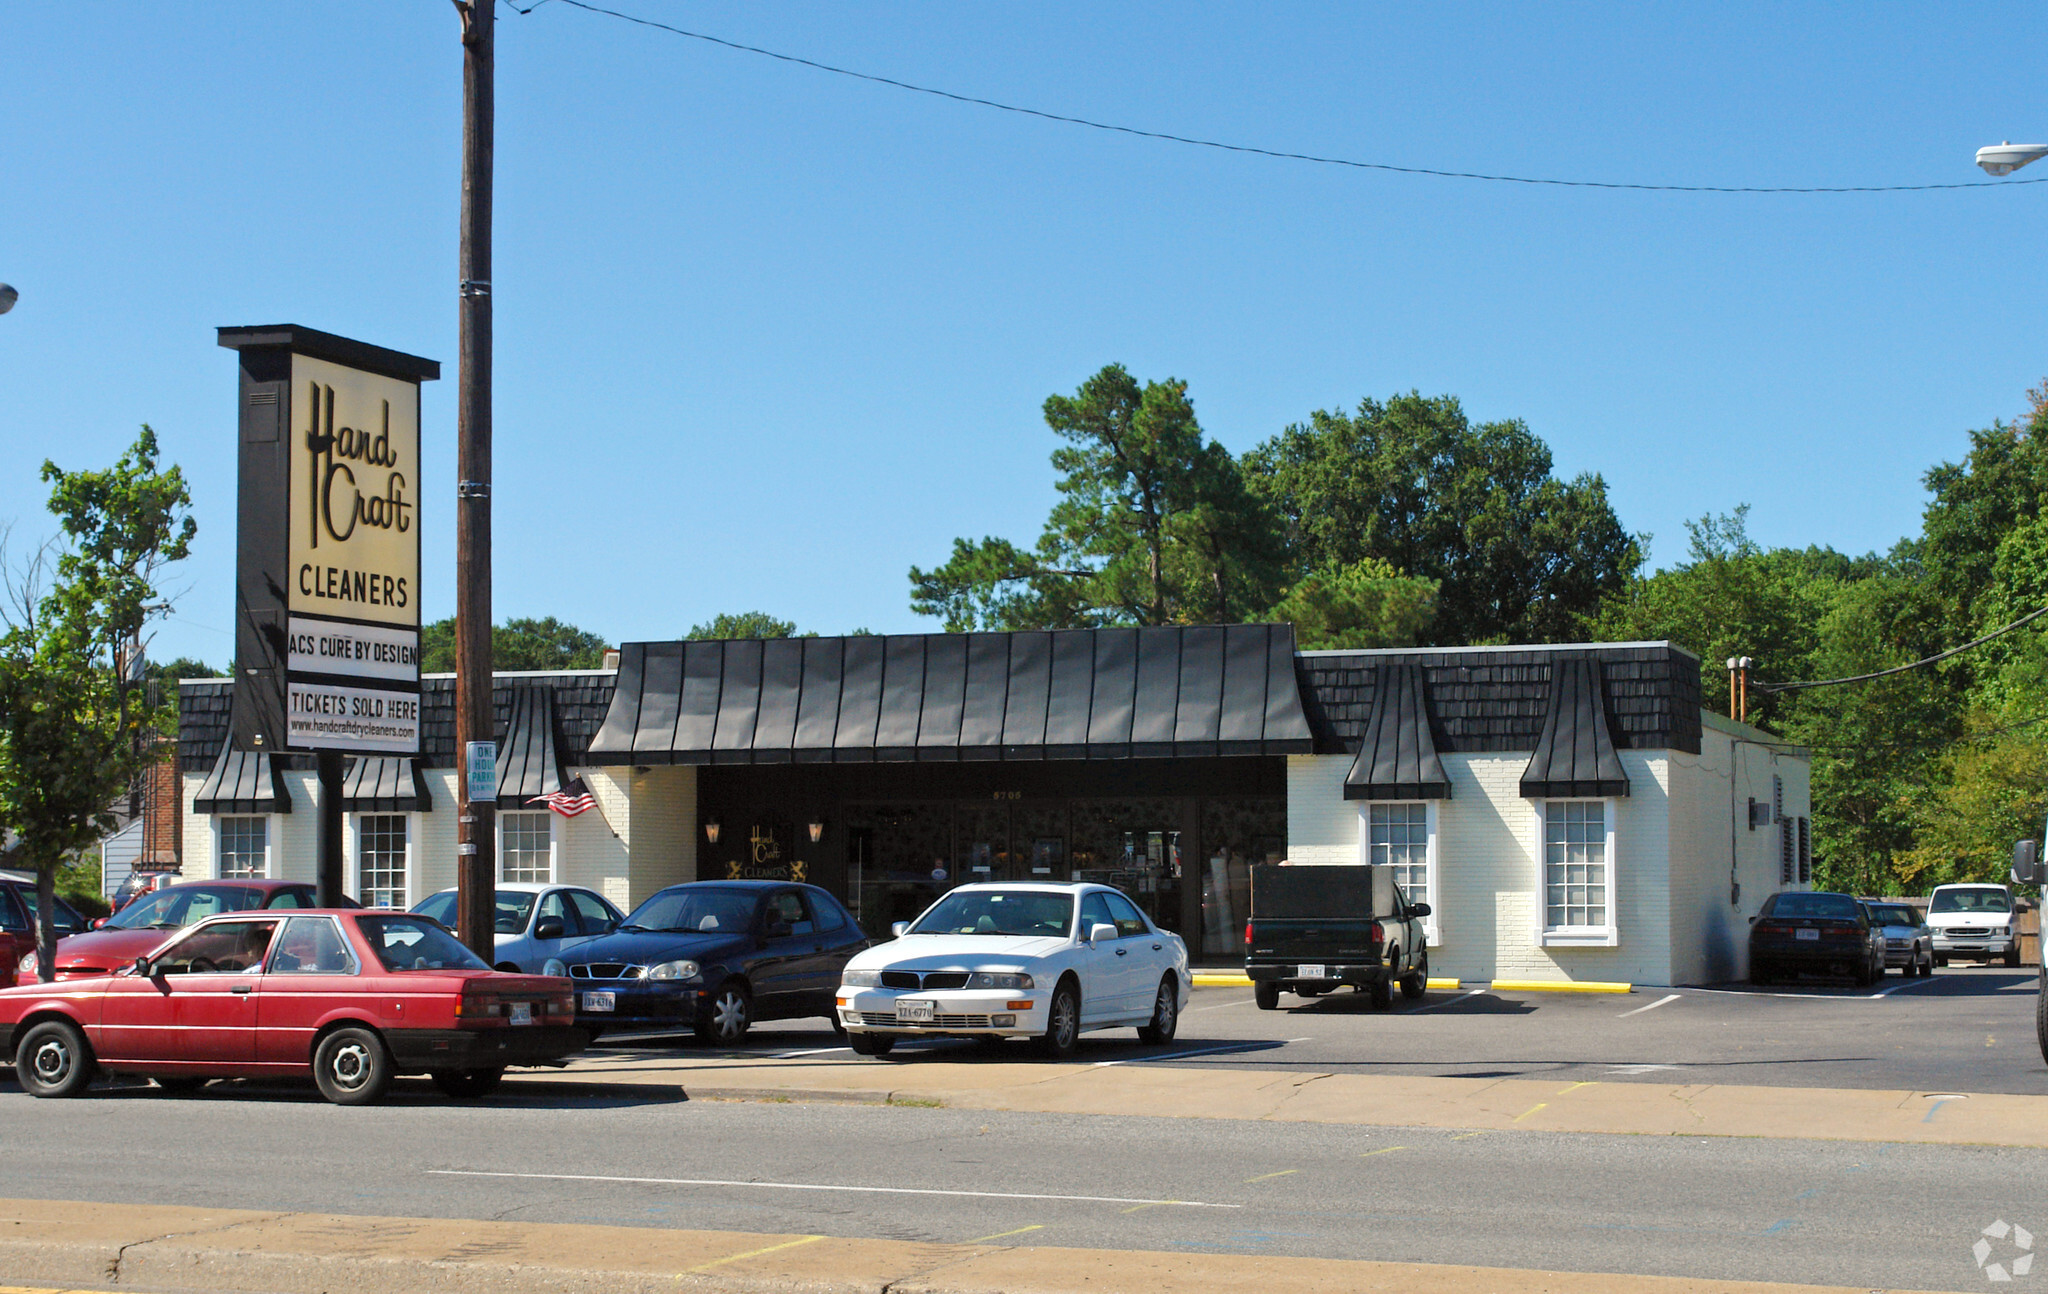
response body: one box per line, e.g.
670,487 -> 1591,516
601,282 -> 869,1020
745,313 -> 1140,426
601,963 -> 2048,1095
2,1080 -> 2041,1292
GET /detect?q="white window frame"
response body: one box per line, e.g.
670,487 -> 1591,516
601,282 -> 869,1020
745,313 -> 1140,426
1358,800 -> 1439,947
498,810 -> 558,885
1536,798 -> 1618,948
351,811 -> 414,909
215,815 -> 272,880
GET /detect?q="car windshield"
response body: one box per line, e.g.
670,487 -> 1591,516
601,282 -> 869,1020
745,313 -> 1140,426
620,888 -> 758,934
19,889 -> 86,934
1929,889 -> 2011,914
1770,892 -> 1862,919
908,890 -> 1075,937
104,884 -> 262,930
358,914 -> 493,971
414,890 -> 536,935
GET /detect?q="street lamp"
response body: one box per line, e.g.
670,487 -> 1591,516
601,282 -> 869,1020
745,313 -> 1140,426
1977,141 -> 2048,176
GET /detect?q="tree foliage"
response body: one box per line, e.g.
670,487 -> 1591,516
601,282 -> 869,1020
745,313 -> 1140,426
1266,558 -> 1438,651
1243,392 -> 1642,644
910,365 -> 1285,631
421,616 -> 611,672
686,611 -> 807,640
0,427 -> 194,980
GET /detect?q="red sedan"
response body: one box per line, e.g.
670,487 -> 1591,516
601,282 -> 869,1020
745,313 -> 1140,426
18,879 -> 348,984
3,910 -> 585,1105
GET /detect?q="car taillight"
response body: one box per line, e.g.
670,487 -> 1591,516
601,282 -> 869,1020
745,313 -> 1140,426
455,994 -> 499,1018
1757,924 -> 1791,936
1245,921 -> 1254,947
1366,923 -> 1384,945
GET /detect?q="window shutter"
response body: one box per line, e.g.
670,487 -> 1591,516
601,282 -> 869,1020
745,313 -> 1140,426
1797,817 -> 1811,884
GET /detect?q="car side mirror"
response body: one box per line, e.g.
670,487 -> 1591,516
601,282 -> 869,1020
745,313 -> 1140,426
534,918 -> 566,940
890,921 -> 910,938
1089,922 -> 1118,944
132,955 -> 153,978
2012,839 -> 2042,886
1409,902 -> 1432,918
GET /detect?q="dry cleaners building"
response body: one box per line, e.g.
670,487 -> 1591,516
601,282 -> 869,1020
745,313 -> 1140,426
178,626 -> 1810,986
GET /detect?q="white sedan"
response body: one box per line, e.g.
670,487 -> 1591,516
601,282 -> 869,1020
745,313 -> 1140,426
836,882 -> 1190,1059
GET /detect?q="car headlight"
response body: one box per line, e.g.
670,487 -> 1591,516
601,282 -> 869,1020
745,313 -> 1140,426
646,960 -> 701,982
18,951 -> 36,976
968,971 -> 1034,990
841,969 -> 882,987
542,957 -> 568,977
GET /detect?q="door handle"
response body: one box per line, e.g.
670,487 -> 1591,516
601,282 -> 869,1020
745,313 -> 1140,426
1115,948 -> 1128,957
1152,944 -> 1162,951
231,984 -> 254,994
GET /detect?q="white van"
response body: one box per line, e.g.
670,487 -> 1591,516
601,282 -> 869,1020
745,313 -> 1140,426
1926,883 -> 2021,967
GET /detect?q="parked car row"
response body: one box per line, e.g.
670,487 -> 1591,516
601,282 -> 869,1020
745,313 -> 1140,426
1748,884 -> 2030,985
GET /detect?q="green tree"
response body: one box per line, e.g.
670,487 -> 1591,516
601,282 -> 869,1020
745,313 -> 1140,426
146,655 -> 224,682
420,616 -> 611,672
0,427 -> 195,980
910,364 -> 1285,631
687,611 -> 805,640
1265,558 -> 1439,650
1243,392 -> 1642,644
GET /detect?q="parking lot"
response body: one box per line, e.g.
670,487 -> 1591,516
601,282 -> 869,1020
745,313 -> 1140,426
592,964 -> 2048,1095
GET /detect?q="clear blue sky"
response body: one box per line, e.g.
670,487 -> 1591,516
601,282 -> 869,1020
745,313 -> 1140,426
5,2 -> 2046,668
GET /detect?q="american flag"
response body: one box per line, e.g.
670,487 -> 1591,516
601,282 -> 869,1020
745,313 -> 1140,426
528,777 -> 596,818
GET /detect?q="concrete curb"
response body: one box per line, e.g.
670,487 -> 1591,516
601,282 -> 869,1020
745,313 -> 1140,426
1490,978 -> 1633,993
1189,973 -> 1464,989
0,1200 -> 1966,1294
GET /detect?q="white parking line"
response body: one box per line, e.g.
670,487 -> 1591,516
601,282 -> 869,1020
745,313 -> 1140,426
1094,1038 -> 1312,1067
1405,988 -> 1486,1013
427,1169 -> 1239,1208
1183,996 -> 1257,1014
764,1046 -> 853,1058
1618,993 -> 1680,1017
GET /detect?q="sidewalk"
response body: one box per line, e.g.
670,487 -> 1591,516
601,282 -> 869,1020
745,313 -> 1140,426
0,1198 -> 1967,1294
519,1050 -> 2048,1147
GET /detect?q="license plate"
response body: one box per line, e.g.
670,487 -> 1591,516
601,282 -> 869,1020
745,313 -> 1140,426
1796,928 -> 1819,941
581,991 -> 616,1012
1298,964 -> 1327,979
509,1001 -> 534,1026
895,999 -> 936,1023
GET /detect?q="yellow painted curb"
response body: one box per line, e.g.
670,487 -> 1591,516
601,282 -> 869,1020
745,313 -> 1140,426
1426,977 -> 1461,990
1490,978 -> 1632,994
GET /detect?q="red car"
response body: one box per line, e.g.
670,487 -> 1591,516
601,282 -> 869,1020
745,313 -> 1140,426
17,879 -> 346,984
0,877 -> 92,984
3,909 -> 584,1105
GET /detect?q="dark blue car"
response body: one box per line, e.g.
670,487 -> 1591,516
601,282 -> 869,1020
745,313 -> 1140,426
554,881 -> 869,1044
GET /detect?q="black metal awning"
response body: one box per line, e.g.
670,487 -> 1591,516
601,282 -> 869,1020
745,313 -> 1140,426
1344,662 -> 1450,800
340,757 -> 433,813
496,686 -> 568,807
587,624 -> 1314,765
192,747 -> 292,815
1520,656 -> 1631,798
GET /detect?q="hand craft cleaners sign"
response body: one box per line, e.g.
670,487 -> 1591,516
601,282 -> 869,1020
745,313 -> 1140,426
220,326 -> 439,756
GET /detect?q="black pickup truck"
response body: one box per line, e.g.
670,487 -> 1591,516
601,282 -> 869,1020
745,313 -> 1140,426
1245,863 -> 1430,1010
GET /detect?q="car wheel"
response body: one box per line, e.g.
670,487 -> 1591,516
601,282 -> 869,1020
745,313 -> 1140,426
1254,982 -> 1280,1011
16,1019 -> 95,1098
431,1067 -> 505,1099
1918,950 -> 1935,978
2006,945 -> 2024,968
1136,975 -> 1179,1045
153,1075 -> 209,1095
2036,967 -> 2047,1066
693,981 -> 752,1046
1036,980 -> 1081,1060
1401,950 -> 1429,1001
1936,954 -> 1949,968
848,1032 -> 895,1057
1369,975 -> 1394,1011
313,1026 -> 393,1106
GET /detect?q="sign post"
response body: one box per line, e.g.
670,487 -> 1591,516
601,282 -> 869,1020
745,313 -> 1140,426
219,326 -> 439,908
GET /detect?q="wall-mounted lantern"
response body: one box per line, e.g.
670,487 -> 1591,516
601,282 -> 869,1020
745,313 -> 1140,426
704,819 -> 721,845
808,820 -> 825,844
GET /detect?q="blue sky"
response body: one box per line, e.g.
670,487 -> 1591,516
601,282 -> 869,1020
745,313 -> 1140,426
5,2 -> 2047,668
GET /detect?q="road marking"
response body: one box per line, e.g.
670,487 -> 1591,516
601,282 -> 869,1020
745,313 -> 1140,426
1120,1200 -> 1181,1213
1358,1146 -> 1408,1157
1619,993 -> 1680,1017
1406,987 -> 1486,1013
1556,1081 -> 1598,1095
1606,1063 -> 1680,1075
1511,1103 -> 1548,1122
428,1170 -> 1240,1209
1183,997 -> 1256,1014
1093,1039 -> 1310,1067
1243,1170 -> 1298,1183
1451,1131 -> 1490,1140
681,1235 -> 824,1273
766,1046 -> 852,1058
966,1225 -> 1044,1244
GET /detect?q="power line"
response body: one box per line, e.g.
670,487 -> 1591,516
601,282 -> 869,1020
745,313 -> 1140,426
515,0 -> 2048,195
1754,605 -> 2048,694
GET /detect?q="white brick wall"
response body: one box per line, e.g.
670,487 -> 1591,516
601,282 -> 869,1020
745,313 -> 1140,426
622,765 -> 696,908
557,766 -> 633,907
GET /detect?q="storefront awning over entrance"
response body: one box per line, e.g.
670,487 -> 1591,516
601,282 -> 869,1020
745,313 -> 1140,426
1344,661 -> 1450,800
495,686 -> 568,807
192,747 -> 292,815
340,757 -> 433,813
588,624 -> 1314,765
1520,656 -> 1631,798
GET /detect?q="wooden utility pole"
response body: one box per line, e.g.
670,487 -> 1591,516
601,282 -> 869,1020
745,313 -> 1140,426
454,0 -> 496,960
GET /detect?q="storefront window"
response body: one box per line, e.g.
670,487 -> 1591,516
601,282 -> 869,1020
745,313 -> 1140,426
1071,798 -> 1182,935
217,816 -> 269,879
1200,797 -> 1285,957
500,811 -> 553,884
356,814 -> 408,909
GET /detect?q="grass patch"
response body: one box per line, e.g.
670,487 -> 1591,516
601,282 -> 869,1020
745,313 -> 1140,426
886,1095 -> 945,1108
